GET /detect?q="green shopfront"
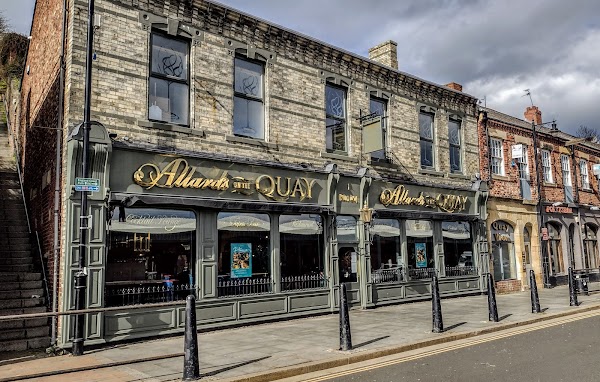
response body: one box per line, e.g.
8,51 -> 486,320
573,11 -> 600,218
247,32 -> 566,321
58,139 -> 487,346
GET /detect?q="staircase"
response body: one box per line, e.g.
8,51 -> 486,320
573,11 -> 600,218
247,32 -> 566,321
0,121 -> 50,351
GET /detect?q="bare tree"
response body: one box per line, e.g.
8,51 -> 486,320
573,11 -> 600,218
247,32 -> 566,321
576,125 -> 600,143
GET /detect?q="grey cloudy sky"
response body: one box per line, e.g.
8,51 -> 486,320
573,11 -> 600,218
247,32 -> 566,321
5,0 -> 600,134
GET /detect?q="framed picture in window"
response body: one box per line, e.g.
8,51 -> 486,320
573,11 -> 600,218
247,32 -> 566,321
415,242 -> 427,268
231,243 -> 252,278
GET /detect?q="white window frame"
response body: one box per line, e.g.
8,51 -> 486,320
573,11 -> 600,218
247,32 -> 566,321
580,159 -> 590,189
561,154 -> 572,187
490,138 -> 504,176
541,150 -> 553,183
516,145 -> 529,179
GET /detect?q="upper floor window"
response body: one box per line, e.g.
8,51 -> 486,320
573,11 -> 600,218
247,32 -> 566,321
581,160 -> 590,189
490,138 -> 504,175
325,84 -> 347,152
419,111 -> 434,168
448,119 -> 462,172
233,57 -> 265,139
148,33 -> 189,125
370,97 -> 387,161
561,154 -> 572,186
542,150 -> 553,183
516,145 -> 529,180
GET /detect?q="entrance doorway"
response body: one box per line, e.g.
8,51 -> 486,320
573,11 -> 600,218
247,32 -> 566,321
336,216 -> 361,306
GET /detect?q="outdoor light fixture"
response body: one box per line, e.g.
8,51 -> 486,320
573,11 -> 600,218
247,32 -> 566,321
360,203 -> 374,224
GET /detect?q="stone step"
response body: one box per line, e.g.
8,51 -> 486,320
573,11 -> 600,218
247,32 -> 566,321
0,231 -> 30,239
0,336 -> 51,352
0,237 -> 31,246
0,288 -> 43,300
0,306 -> 47,316
0,325 -> 49,341
0,272 -> 42,282
0,280 -> 43,291
0,243 -> 32,251
0,263 -> 35,272
0,317 -> 47,331
0,297 -> 46,310
0,256 -> 34,265
0,250 -> 34,258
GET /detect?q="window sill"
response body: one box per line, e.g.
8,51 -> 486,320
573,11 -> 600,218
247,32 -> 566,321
581,187 -> 594,193
226,135 -> 278,150
491,174 -> 509,181
137,120 -> 205,137
320,151 -> 359,163
543,182 -> 558,188
522,199 -> 537,206
418,168 -> 444,177
448,173 -> 470,180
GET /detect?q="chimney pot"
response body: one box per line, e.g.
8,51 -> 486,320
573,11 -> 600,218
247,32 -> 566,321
445,82 -> 463,92
369,40 -> 398,70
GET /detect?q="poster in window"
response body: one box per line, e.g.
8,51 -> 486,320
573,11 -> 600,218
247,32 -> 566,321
231,243 -> 252,278
415,242 -> 427,268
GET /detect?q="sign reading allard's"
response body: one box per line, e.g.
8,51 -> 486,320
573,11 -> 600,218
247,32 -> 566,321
110,150 -> 327,204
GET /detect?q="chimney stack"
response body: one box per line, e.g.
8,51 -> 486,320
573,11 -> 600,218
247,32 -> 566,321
524,106 -> 542,125
369,40 -> 398,70
445,82 -> 463,92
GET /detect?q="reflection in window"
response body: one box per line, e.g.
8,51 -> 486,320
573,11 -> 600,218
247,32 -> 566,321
419,111 -> 434,168
148,33 -> 189,125
406,220 -> 435,279
106,208 -> 196,306
325,84 -> 347,152
280,214 -> 326,291
547,223 -> 564,274
217,212 -> 271,297
233,57 -> 264,139
442,221 -> 475,276
370,219 -> 403,283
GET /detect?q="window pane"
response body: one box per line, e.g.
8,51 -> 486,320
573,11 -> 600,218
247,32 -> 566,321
234,58 -> 263,99
336,216 -> 357,242
370,219 -> 403,283
406,220 -> 435,279
370,98 -> 386,117
448,120 -> 460,145
233,96 -> 264,139
152,34 -> 188,80
419,112 -> 433,139
450,146 -> 461,172
420,140 -> 433,167
280,214 -> 326,291
106,208 -> 196,307
370,98 -> 387,161
149,77 -> 189,125
325,85 -> 346,118
443,222 -> 474,276
217,212 -> 271,296
326,117 -> 346,151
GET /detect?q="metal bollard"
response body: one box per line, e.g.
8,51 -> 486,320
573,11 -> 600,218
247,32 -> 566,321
568,267 -> 579,307
182,295 -> 200,381
530,270 -> 541,313
431,274 -> 443,333
487,273 -> 499,322
339,283 -> 352,351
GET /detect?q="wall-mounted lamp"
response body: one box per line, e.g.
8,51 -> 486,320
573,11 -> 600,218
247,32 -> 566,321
359,203 -> 374,224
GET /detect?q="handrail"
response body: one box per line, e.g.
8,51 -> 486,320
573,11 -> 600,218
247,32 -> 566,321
3,99 -> 51,303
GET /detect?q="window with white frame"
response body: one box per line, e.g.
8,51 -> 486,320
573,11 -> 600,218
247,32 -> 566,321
490,138 -> 504,175
541,150 -> 553,183
561,154 -> 572,186
448,119 -> 462,172
419,111 -> 435,168
516,145 -> 529,180
233,57 -> 265,139
581,160 -> 590,189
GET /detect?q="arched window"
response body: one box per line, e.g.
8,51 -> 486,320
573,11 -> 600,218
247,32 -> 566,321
490,220 -> 516,280
547,223 -> 564,274
583,224 -> 599,269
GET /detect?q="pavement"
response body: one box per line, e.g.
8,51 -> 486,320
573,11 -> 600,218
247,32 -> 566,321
1,285 -> 600,382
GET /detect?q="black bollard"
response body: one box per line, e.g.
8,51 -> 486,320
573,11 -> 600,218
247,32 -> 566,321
182,295 -> 200,381
530,270 -> 541,313
568,267 -> 579,307
487,273 -> 499,322
339,283 -> 352,351
431,274 -> 443,333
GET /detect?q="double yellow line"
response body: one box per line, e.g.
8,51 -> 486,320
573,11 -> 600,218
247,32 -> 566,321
297,310 -> 600,382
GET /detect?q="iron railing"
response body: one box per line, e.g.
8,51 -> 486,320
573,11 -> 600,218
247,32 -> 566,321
105,284 -> 198,307
217,277 -> 272,297
409,268 -> 436,280
445,266 -> 477,277
281,274 -> 327,291
372,267 -> 405,284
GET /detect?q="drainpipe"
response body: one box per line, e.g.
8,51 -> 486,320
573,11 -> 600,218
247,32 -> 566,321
51,0 -> 67,347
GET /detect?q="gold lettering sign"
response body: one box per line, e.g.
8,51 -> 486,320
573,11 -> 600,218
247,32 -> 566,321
338,194 -> 359,204
379,185 -> 468,213
132,159 -> 317,202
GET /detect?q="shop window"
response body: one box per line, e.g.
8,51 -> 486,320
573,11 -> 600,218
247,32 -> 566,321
280,214 -> 326,291
547,222 -> 564,274
370,96 -> 388,162
541,150 -> 553,183
406,220 -> 435,279
370,219 -> 403,283
580,160 -> 590,189
419,111 -> 435,168
233,57 -> 265,139
448,119 -> 462,173
325,83 -> 347,152
105,208 -> 196,307
583,224 -> 599,269
148,33 -> 189,125
217,212 -> 271,297
490,138 -> 504,175
442,221 -> 475,276
490,220 -> 516,281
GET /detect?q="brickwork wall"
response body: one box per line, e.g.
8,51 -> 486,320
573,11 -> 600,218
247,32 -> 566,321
495,279 -> 522,294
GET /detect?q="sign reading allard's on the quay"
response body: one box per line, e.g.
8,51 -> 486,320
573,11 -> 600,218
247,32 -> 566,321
109,150 -> 328,204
